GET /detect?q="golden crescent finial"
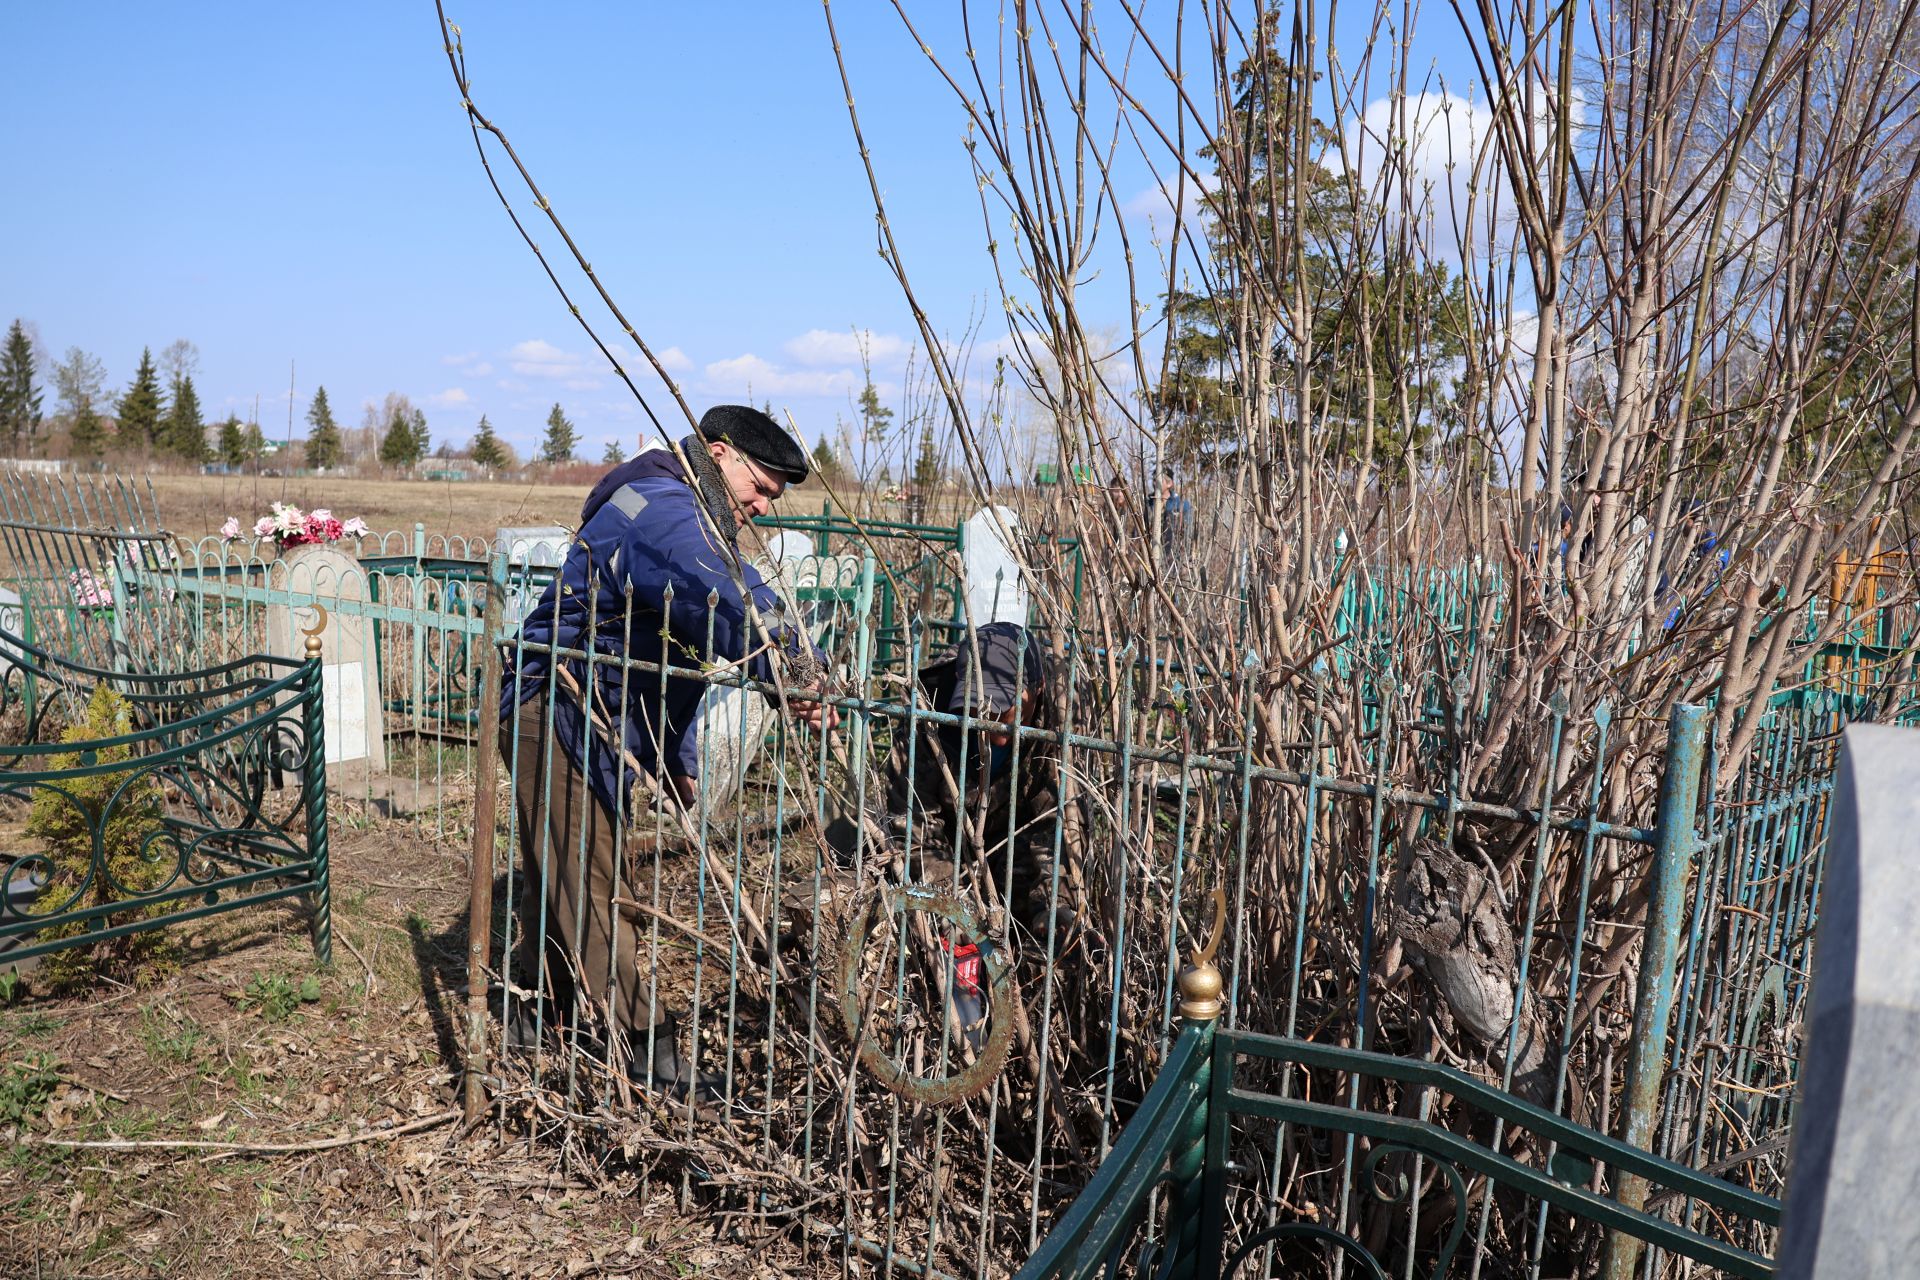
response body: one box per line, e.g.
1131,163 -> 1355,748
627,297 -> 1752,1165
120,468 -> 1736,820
301,604 -> 328,659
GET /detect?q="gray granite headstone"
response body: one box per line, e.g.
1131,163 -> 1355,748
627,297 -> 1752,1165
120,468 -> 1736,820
1777,722 -> 1920,1278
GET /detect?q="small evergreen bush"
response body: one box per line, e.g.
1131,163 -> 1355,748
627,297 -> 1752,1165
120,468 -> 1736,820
29,685 -> 176,992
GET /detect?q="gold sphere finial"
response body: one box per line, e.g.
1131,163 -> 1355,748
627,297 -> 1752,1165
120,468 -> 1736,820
1177,959 -> 1224,1022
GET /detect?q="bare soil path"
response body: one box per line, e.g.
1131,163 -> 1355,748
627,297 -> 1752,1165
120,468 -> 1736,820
0,817 -> 825,1279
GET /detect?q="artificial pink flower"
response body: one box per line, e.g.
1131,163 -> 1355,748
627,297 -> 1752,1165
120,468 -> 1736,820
220,516 -> 242,540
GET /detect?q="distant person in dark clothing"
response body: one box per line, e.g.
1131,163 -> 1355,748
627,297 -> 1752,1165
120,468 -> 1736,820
1161,476 -> 1194,563
883,622 -> 1066,940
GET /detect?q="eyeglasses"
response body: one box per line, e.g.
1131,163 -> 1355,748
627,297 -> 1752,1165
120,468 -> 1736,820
729,447 -> 785,504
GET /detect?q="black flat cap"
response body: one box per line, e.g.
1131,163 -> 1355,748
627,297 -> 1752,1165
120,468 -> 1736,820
700,404 -> 810,483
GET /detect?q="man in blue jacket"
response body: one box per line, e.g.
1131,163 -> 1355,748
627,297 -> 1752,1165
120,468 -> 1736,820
500,404 -> 835,1095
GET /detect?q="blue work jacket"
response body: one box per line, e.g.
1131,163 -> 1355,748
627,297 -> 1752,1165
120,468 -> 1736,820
501,457 -> 807,817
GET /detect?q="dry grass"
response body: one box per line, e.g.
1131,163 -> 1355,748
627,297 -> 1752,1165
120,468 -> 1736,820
0,813 -> 827,1279
144,474 -> 606,547
139,473 -> 977,549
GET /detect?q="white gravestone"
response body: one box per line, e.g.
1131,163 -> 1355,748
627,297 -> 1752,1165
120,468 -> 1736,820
494,526 -> 572,571
267,543 -> 385,770
495,526 -> 573,624
961,505 -> 1029,627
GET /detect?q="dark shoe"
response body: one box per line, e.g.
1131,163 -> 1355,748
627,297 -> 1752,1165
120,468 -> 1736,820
630,1018 -> 724,1101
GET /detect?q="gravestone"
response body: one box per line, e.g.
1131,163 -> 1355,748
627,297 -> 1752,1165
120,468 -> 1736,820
267,542 -> 385,770
1776,723 -> 1920,1278
494,526 -> 571,570
693,678 -> 772,821
495,526 -> 573,624
961,505 -> 1029,626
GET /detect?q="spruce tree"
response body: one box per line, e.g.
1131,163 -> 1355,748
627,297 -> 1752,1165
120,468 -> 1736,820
116,348 -> 164,450
470,415 -> 508,472
304,386 -> 343,471
218,417 -> 246,468
541,403 -> 577,464
242,420 -> 266,470
52,347 -> 107,462
0,320 -> 43,453
379,406 -> 421,470
162,373 -> 205,463
408,407 -> 430,459
69,403 -> 106,460
913,422 -> 941,493
602,439 -> 625,464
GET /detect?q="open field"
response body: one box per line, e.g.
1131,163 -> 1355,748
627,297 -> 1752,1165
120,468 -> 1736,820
127,473 -> 983,550
143,474 -> 610,548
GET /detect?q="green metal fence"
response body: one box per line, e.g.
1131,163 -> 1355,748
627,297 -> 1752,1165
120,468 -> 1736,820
1019,1010 -> 1779,1280
0,622 -> 331,972
11,470 -> 1920,1277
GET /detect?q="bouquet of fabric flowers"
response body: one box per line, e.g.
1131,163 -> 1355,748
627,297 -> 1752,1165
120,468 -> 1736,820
221,503 -> 370,549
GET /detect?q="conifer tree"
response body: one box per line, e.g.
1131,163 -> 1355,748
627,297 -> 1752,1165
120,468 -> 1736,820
379,405 -> 422,470
162,373 -> 205,462
541,403 -> 576,464
0,320 -> 41,452
602,439 -> 625,464
52,347 -> 107,462
913,422 -> 941,493
408,407 -> 430,459
469,415 -> 508,472
810,438 -> 842,481
116,348 -> 164,450
242,420 -> 266,470
304,386 -> 344,471
69,403 -> 106,459
218,417 -> 246,468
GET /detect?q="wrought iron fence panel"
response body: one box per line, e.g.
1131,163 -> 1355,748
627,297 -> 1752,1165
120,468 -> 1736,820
0,623 -> 331,971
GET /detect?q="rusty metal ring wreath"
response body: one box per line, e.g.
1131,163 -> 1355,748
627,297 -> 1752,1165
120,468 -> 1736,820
835,881 -> 1015,1106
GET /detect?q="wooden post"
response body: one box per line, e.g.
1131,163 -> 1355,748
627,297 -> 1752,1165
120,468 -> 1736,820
463,553 -> 507,1121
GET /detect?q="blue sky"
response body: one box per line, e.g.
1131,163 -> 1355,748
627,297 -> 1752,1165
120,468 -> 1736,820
1,3 -> 1488,465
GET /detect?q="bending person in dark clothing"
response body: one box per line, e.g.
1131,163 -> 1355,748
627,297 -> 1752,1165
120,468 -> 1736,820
882,622 -> 1069,941
500,405 -> 837,1095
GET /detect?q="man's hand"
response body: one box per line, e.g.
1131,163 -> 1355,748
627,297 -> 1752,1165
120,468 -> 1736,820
788,681 -> 841,734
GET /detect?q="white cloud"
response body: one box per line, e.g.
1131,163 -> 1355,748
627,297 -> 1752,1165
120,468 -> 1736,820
1124,172 -> 1218,226
427,387 -> 472,408
442,351 -> 479,366
507,338 -> 603,390
784,328 -> 911,368
704,353 -> 860,399
1336,88 -> 1586,233
656,345 -> 692,372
